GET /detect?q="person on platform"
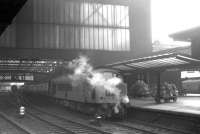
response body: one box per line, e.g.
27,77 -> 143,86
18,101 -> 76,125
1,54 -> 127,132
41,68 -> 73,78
10,85 -> 26,117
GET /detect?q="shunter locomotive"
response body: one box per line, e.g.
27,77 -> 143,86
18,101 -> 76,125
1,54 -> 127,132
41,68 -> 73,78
23,69 -> 129,119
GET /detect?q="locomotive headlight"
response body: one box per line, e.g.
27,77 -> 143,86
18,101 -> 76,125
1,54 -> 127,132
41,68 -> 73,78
122,96 -> 129,104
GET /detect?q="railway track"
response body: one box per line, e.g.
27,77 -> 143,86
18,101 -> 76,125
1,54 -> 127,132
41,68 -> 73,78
27,107 -> 111,134
25,96 -> 197,134
30,104 -> 185,134
3,97 -> 162,134
7,101 -> 108,134
3,101 -> 79,134
0,111 -> 32,134
24,97 -> 154,134
26,113 -> 79,134
3,92 -> 193,134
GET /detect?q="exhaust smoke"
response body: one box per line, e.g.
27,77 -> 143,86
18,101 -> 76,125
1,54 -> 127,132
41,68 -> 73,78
67,55 -> 129,114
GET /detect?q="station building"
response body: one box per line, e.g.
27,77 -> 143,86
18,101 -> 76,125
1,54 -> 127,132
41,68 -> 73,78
1,0 -> 193,93
0,0 -> 152,66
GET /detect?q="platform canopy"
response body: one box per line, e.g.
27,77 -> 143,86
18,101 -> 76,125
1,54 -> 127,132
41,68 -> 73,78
100,53 -> 200,74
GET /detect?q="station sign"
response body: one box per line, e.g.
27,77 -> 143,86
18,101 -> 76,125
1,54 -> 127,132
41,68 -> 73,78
0,73 -> 34,81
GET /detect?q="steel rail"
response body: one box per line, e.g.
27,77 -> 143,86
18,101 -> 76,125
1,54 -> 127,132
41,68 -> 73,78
30,103 -> 161,134
0,111 -> 35,134
28,108 -> 110,134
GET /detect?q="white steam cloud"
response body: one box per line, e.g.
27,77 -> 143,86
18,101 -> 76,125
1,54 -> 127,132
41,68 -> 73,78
68,55 -> 121,95
67,55 -> 128,113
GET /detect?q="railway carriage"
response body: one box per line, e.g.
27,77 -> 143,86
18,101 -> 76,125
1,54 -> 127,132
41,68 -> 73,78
182,79 -> 200,94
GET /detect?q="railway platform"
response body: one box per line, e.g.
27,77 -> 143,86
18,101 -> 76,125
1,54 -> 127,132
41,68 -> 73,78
130,96 -> 200,117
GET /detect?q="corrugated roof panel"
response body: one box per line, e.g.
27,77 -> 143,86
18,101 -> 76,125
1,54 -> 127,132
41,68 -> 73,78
127,58 -> 170,68
112,65 -> 135,70
100,53 -> 200,73
126,63 -> 147,69
165,58 -> 188,65
126,57 -> 189,69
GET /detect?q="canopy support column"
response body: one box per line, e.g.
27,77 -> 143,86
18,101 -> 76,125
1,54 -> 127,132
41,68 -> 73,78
155,71 -> 161,103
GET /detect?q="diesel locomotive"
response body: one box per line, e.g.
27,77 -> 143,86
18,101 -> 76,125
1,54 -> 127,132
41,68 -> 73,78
22,69 -> 129,119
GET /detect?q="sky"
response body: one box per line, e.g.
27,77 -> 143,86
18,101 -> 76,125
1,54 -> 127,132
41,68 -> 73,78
151,0 -> 200,46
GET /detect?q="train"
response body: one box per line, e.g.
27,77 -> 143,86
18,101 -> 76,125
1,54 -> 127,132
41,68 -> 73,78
22,68 -> 129,119
182,79 -> 200,94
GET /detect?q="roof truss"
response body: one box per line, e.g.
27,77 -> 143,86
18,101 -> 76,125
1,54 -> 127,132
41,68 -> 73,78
99,53 -> 200,74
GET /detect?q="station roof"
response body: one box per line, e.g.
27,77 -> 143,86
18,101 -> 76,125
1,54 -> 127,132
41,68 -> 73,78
100,53 -> 200,74
0,58 -> 66,74
0,0 -> 27,35
169,26 -> 200,42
